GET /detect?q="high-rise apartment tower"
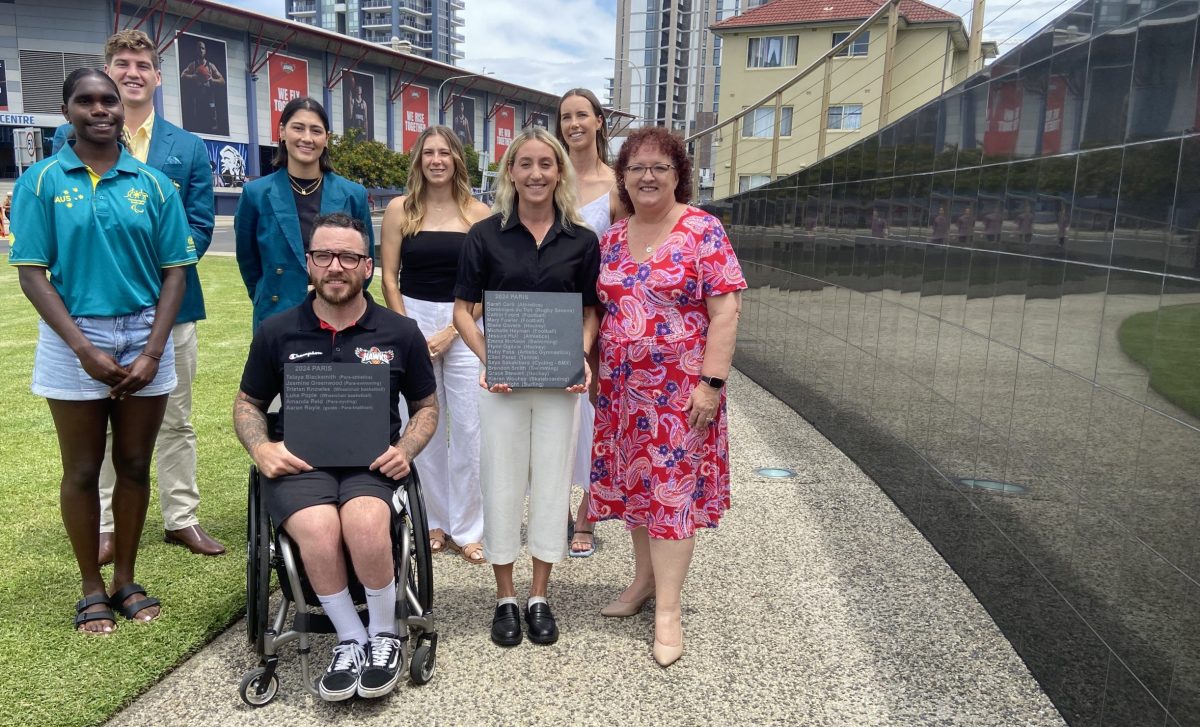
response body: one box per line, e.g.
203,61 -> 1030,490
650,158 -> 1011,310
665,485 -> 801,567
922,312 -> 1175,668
611,0 -> 768,134
286,0 -> 465,64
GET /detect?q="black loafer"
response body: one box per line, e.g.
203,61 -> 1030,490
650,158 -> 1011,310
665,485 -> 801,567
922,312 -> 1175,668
490,602 -> 522,647
525,602 -> 559,645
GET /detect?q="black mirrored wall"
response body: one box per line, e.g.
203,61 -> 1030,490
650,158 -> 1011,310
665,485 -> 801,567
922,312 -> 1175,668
710,1 -> 1200,724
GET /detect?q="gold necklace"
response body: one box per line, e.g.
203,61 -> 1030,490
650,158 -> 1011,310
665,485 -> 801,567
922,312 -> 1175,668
289,174 -> 323,196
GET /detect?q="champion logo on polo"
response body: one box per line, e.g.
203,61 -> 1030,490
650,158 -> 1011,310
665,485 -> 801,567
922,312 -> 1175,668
288,350 -> 322,360
356,347 -> 394,365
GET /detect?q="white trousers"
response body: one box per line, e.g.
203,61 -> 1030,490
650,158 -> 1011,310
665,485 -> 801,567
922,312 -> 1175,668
479,388 -> 579,565
99,321 -> 199,532
571,397 -> 595,489
404,296 -> 484,545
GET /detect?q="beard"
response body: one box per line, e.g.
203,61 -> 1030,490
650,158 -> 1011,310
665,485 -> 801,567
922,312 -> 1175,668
313,273 -> 363,306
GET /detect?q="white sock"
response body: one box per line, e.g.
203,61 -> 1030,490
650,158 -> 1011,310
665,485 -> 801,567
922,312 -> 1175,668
527,595 -> 548,607
364,580 -> 397,637
497,596 -> 519,607
317,587 -> 368,645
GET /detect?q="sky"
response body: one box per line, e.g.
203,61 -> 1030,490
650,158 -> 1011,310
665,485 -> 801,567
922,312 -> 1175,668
221,0 -> 1076,95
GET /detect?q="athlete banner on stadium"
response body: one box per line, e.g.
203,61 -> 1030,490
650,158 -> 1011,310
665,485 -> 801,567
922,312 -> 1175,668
494,104 -> 515,160
342,70 -> 374,141
527,111 -> 549,130
402,86 -> 429,152
178,33 -> 230,137
269,54 -> 309,142
0,60 -> 8,111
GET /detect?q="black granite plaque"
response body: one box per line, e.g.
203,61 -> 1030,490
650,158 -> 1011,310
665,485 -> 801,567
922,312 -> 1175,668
283,362 -> 390,466
484,291 -> 583,388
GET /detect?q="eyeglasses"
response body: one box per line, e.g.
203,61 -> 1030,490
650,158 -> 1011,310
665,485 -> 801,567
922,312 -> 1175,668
626,163 -> 675,177
308,250 -> 370,269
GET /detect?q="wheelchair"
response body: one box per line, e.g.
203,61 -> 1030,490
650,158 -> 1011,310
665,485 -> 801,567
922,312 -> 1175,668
240,461 -> 438,706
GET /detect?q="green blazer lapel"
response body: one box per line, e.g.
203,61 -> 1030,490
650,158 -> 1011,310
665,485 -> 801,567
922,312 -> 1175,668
145,121 -> 174,169
268,170 -> 306,268
319,173 -> 350,214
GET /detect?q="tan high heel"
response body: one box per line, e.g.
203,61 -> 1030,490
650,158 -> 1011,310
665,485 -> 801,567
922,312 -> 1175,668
600,587 -> 655,617
653,636 -> 683,667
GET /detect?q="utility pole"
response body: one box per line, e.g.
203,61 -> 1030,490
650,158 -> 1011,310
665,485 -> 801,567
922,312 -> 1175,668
969,0 -> 986,72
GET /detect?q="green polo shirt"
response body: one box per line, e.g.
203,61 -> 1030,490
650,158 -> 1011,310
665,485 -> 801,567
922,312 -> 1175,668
9,142 -> 196,317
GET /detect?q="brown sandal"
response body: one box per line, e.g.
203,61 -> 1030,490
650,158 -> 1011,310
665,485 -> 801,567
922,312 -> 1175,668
447,539 -> 487,564
459,542 -> 486,564
429,528 -> 446,554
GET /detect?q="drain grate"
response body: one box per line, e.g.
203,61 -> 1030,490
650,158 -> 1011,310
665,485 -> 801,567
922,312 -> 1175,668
956,478 -> 1028,496
755,467 -> 798,478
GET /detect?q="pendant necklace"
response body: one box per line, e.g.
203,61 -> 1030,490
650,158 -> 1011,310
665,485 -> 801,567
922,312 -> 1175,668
637,205 -> 678,255
289,174 -> 323,196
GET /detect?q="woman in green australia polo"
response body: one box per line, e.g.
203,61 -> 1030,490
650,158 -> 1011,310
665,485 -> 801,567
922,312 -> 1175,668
10,69 -> 196,634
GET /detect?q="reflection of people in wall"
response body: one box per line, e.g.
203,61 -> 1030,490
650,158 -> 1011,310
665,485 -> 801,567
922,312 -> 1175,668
870,209 -> 888,238
931,206 -> 949,242
956,205 -> 974,243
351,84 -> 368,133
180,40 -> 225,134
453,100 -> 472,146
983,204 -> 1003,243
1017,202 -> 1034,243
1057,205 -> 1069,245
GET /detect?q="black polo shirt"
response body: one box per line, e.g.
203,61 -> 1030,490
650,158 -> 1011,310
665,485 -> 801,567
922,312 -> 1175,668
453,207 -> 600,305
240,291 -> 437,443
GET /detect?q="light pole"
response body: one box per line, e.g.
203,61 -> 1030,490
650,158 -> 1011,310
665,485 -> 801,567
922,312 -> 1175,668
605,56 -> 643,124
437,72 -> 494,125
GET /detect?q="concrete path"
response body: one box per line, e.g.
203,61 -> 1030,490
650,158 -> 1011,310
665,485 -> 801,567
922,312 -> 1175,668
105,371 -> 1064,727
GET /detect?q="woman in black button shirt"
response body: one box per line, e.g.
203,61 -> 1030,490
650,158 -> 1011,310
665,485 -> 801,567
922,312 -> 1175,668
380,125 -> 491,564
453,127 -> 600,647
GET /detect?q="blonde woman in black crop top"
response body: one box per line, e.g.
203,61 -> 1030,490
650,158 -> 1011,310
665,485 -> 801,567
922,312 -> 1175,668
380,125 -> 491,563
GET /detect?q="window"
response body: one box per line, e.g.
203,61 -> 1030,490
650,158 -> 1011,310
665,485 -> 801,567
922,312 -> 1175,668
739,175 -> 772,193
827,104 -> 863,130
747,35 -> 799,68
742,106 -> 794,137
832,31 -> 870,57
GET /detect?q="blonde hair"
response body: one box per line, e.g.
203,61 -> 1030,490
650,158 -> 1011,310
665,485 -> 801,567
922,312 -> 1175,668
492,127 -> 583,229
105,29 -> 159,69
398,125 -> 475,238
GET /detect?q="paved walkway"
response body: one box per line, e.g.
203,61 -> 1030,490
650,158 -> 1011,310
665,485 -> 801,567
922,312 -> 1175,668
105,371 -> 1064,726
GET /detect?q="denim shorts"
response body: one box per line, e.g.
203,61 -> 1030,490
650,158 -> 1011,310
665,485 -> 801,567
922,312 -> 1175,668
32,307 -> 177,401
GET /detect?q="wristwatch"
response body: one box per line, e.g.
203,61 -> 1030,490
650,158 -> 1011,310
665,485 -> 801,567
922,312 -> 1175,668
699,375 -> 726,389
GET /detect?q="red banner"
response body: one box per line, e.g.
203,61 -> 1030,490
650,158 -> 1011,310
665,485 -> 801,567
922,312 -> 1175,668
402,86 -> 429,152
983,80 -> 1021,157
268,54 -> 308,143
494,104 -> 515,161
1042,75 -> 1067,155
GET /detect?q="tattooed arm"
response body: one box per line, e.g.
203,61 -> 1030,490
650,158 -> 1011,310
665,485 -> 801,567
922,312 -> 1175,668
370,392 -> 438,480
234,390 -> 313,477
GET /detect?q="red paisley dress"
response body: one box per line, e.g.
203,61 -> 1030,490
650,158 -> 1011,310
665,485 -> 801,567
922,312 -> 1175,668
588,206 -> 746,539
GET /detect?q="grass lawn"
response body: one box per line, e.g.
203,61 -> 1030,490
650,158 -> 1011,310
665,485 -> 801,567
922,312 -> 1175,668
0,256 -> 253,727
1117,302 -> 1200,418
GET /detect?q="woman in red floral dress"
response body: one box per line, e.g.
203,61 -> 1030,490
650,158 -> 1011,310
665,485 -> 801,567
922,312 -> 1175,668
588,127 -> 745,667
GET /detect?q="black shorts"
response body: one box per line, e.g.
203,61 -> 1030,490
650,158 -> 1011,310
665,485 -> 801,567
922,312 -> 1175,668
264,468 -> 398,526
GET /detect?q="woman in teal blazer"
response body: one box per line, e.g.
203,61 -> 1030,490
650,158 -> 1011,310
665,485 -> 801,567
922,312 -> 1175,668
235,97 -> 374,329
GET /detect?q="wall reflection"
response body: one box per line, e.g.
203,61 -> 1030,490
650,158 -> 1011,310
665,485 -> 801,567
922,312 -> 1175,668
711,1 -> 1200,724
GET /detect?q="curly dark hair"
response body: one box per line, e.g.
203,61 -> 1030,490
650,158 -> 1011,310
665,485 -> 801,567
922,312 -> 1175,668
614,126 -> 692,212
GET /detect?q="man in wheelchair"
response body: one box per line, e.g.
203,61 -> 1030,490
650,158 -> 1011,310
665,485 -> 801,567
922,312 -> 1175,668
233,213 -> 438,701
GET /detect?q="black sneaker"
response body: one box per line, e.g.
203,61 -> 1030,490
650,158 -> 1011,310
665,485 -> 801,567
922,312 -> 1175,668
319,640 -> 366,702
358,632 -> 403,698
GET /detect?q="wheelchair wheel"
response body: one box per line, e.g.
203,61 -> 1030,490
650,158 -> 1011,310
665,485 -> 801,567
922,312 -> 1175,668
246,468 -> 271,653
400,474 -> 434,615
239,667 -> 279,707
409,638 -> 436,685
